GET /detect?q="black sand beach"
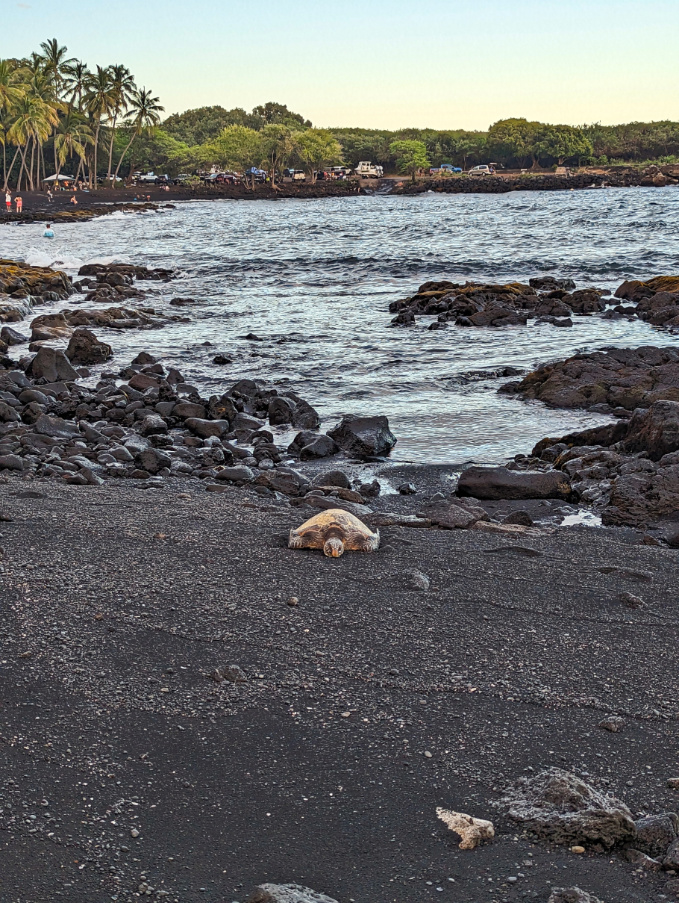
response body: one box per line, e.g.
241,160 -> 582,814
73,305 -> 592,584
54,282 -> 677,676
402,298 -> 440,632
1,473 -> 678,903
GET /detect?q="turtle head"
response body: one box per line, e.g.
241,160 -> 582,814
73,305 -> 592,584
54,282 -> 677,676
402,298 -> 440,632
323,537 -> 344,558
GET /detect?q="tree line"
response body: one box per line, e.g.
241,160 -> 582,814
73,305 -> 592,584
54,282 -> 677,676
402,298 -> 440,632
3,39 -> 679,191
1,39 -> 163,190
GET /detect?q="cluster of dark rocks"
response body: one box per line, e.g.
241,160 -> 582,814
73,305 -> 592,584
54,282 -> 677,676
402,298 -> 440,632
0,346 -> 397,493
389,274 -> 679,332
501,767 -> 679,875
0,261 -> 179,360
492,341 -> 679,534
389,277 -> 607,329
0,258 -> 75,333
393,164 -> 679,196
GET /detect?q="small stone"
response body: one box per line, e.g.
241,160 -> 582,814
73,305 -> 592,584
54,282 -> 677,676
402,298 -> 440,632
424,751 -> 433,758
570,846 -> 585,854
130,828 -> 140,838
404,569 -> 430,591
398,482 -> 416,495
619,591 -> 644,609
598,716 -> 625,733
668,778 -> 679,790
288,597 -> 299,607
341,712 -> 351,718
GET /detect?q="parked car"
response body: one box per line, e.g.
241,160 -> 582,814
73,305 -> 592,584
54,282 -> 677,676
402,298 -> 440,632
354,161 -> 383,178
468,165 -> 495,175
245,167 -> 267,183
329,166 -> 351,179
440,164 -> 462,173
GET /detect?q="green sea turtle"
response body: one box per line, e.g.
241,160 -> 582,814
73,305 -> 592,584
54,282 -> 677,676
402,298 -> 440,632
288,509 -> 380,558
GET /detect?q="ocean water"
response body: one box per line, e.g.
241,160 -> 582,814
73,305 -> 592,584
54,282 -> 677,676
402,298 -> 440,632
2,188 -> 679,463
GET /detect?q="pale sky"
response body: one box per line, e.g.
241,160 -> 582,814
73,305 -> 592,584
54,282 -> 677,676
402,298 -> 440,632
3,0 -> 678,130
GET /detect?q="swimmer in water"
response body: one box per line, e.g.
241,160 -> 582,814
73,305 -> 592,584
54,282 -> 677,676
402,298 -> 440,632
43,223 -> 55,239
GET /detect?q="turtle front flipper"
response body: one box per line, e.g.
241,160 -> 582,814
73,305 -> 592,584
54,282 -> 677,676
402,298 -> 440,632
359,528 -> 380,552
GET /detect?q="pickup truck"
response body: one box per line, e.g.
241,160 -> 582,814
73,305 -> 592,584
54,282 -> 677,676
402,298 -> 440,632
355,161 -> 383,178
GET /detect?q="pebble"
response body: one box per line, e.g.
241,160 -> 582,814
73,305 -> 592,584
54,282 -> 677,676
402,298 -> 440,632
570,845 -> 585,853
130,828 -> 140,838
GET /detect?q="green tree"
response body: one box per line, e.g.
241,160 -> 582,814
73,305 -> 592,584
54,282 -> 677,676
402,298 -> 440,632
200,124 -> 263,175
488,118 -> 541,168
260,123 -> 296,185
389,139 -> 430,181
251,102 -> 311,129
295,128 -> 341,181
533,124 -> 592,165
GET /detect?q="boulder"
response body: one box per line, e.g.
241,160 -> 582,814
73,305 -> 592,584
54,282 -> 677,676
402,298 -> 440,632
618,400 -> 679,461
0,325 -> 28,346
245,884 -> 338,903
0,401 -> 20,423
299,435 -> 339,460
633,814 -> 677,858
254,468 -> 309,496
312,470 -> 351,489
602,464 -> 679,527
292,398 -> 321,430
268,396 -> 295,425
288,430 -> 319,456
27,346 -> 78,382
419,498 -> 489,529
0,454 -> 24,470
457,466 -> 571,500
34,413 -> 79,439
185,418 -> 230,439
327,415 -> 396,459
502,768 -> 636,848
173,402 -> 207,420
139,414 -> 168,437
65,327 -> 112,365
138,447 -> 171,474
214,465 -> 255,483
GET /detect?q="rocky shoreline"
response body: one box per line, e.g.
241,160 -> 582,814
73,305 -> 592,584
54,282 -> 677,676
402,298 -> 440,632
2,252 -> 679,901
392,165 -> 679,195
3,261 -> 679,544
3,167 -> 678,228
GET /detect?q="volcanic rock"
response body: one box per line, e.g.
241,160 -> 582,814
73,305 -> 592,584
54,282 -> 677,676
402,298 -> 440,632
65,327 -> 112,365
457,466 -> 571,500
501,768 -> 636,848
327,415 -> 396,459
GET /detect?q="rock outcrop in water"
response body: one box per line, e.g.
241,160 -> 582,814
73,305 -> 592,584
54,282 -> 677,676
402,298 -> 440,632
500,346 -> 679,412
499,343 -> 679,532
389,279 -> 607,328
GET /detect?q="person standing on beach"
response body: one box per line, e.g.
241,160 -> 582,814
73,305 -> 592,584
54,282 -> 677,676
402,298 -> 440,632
70,194 -> 78,206
15,195 -> 22,213
47,188 -> 53,203
5,191 -> 11,213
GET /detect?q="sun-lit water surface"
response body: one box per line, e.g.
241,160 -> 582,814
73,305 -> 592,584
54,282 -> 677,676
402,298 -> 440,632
2,188 -> 679,463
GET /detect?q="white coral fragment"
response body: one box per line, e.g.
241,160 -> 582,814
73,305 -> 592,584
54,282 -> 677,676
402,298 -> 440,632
436,806 -> 495,849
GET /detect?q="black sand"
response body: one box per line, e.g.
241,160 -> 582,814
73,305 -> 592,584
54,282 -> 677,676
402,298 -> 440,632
1,473 -> 678,903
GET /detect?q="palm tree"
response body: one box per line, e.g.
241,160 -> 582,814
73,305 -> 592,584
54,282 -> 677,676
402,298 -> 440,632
7,92 -> 57,190
106,65 -> 135,182
62,60 -> 90,111
38,39 -> 75,100
113,87 -> 164,183
54,109 -> 93,177
84,65 -> 115,188
0,60 -> 26,188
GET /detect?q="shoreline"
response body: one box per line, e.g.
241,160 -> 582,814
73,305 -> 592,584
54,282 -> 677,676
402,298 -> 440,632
2,165 -> 678,225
